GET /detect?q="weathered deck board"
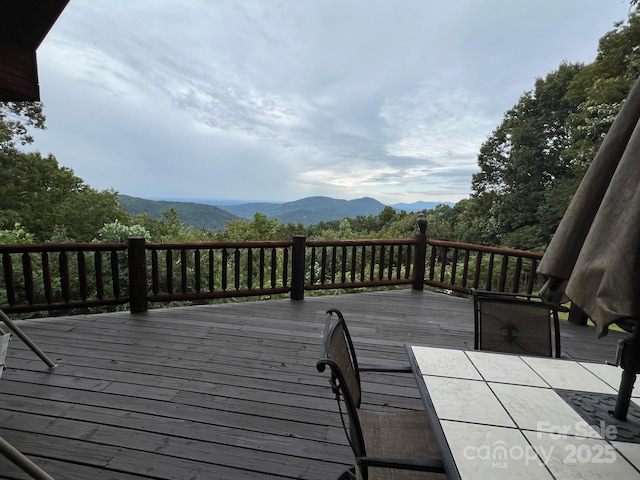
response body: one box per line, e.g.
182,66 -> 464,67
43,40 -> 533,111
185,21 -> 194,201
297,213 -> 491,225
0,289 -> 625,479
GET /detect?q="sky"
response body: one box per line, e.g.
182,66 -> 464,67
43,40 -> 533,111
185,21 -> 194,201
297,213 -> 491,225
30,0 -> 632,205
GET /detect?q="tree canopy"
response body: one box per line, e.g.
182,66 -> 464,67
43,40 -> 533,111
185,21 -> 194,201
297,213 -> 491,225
463,8 -> 640,251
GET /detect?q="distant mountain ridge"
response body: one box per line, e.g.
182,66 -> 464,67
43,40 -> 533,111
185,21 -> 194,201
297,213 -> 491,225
118,195 -> 240,231
220,196 -> 387,224
118,195 -> 454,231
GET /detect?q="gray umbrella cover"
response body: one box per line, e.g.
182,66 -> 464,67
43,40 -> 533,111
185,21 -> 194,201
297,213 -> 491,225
538,76 -> 640,337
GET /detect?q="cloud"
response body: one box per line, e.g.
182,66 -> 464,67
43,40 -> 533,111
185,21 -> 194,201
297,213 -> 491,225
31,0 -> 631,204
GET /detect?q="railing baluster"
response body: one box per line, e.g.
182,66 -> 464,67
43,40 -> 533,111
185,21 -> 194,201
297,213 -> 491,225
151,250 -> 159,294
181,249 -> 188,293
270,248 -> 276,288
166,250 -> 173,294
498,255 -> 508,292
439,247 -> 448,283
461,250 -> 470,288
331,246 -> 337,284
321,247 -> 327,284
259,248 -> 266,289
222,248 -> 228,291
234,248 -> 241,290
527,259 -> 538,294
405,245 -> 412,279
42,252 -> 52,303
485,253 -> 495,290
310,246 -> 317,284
370,245 -> 376,281
77,251 -> 87,300
513,257 -> 523,293
110,250 -> 120,298
59,251 -> 70,302
283,247 -> 289,287
350,246 -> 357,283
429,246 -> 437,280
450,248 -> 459,285
195,249 -> 201,293
2,253 -> 15,305
473,252 -> 483,289
208,248 -> 214,292
378,246 -> 385,280
22,253 -> 34,304
247,248 -> 253,290
95,251 -> 104,299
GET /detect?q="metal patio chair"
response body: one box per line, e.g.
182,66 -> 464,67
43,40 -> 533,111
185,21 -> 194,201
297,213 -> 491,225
0,311 -> 57,480
472,289 -> 561,358
317,309 -> 447,480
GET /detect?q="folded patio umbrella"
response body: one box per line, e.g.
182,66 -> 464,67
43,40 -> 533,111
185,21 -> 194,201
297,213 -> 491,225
538,75 -> 640,338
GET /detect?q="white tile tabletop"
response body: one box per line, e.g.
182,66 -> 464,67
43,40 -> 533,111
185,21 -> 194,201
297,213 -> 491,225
466,350 -> 549,387
490,382 -> 600,438
424,375 -> 515,427
525,432 -> 639,480
407,345 -> 640,480
612,440 -> 640,470
441,420 -> 554,480
412,346 -> 482,380
522,357 -> 617,394
578,362 -> 635,395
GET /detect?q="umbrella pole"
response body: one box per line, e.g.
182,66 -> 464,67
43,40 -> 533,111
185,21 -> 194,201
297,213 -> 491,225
613,321 -> 640,421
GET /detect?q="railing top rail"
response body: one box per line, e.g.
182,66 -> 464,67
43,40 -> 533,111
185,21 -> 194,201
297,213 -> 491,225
307,238 -> 415,247
427,239 -> 544,260
0,243 -> 127,253
145,240 -> 293,250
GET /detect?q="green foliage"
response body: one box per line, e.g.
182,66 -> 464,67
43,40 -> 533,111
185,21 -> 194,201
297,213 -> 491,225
94,220 -> 151,243
0,149 -> 130,242
471,63 -> 583,250
0,223 -> 34,244
219,213 -> 305,241
0,101 -> 46,150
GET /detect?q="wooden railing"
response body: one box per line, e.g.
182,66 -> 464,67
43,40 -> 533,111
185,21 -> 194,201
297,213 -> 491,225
1,242 -> 129,313
0,229 -> 563,318
425,239 -> 544,295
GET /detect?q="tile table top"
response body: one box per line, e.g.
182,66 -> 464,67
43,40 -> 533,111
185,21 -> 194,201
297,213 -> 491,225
408,345 -> 640,480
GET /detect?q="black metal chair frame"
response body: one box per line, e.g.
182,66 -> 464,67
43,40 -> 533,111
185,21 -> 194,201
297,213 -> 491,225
317,308 -> 446,480
472,289 -> 561,358
0,310 -> 58,480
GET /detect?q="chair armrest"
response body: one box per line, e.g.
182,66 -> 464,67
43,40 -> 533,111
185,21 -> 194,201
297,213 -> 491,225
356,456 -> 446,473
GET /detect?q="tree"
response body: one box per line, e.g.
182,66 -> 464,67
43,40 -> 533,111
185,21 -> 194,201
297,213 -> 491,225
471,63 -> 583,250
0,101 -> 46,151
0,149 -> 129,241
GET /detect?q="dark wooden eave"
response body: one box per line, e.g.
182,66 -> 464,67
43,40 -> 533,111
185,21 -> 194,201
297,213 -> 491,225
0,0 -> 69,101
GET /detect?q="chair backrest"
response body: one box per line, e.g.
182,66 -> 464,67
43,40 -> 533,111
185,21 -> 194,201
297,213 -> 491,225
317,308 -> 367,458
472,289 -> 561,358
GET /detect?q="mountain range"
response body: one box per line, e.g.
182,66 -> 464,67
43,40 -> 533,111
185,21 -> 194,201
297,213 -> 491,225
118,195 -> 453,231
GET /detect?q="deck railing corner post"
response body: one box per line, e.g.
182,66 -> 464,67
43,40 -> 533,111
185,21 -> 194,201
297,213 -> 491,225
128,236 -> 148,313
291,235 -> 306,300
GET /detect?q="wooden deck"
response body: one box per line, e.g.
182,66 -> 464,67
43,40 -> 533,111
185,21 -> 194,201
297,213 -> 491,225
0,289 -> 627,480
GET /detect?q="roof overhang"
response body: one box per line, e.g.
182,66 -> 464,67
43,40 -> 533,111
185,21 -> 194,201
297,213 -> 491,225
0,0 -> 69,101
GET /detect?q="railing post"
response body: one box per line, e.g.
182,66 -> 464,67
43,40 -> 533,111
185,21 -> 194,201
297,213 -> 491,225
128,237 -> 148,313
412,212 -> 428,291
291,235 -> 306,300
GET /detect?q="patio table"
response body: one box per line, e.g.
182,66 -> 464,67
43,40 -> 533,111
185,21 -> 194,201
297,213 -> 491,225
406,345 -> 640,479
